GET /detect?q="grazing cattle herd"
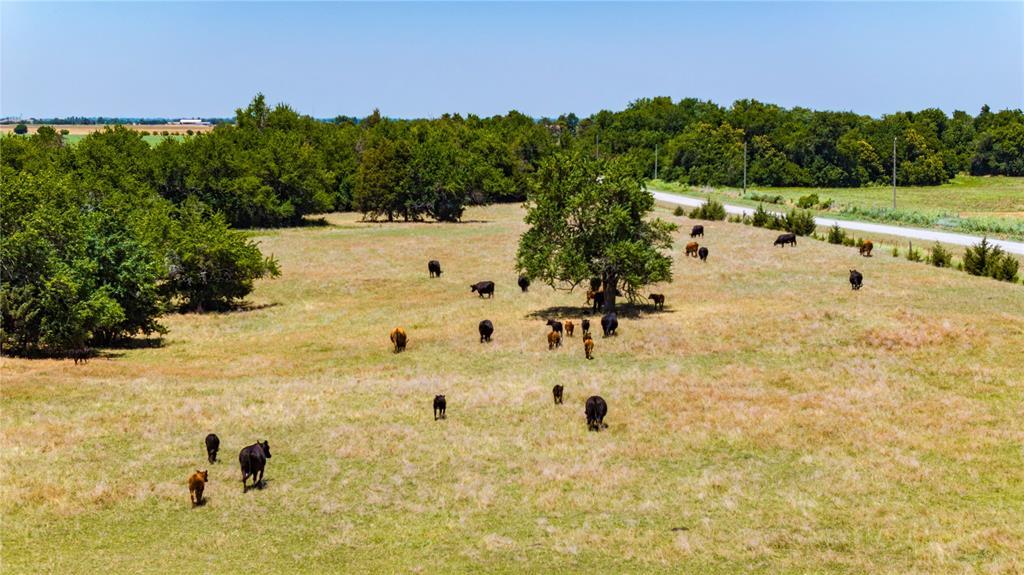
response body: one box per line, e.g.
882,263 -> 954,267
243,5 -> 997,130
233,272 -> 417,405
184,221 -> 873,507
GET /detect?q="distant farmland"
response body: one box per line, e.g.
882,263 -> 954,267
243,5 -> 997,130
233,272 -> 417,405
0,123 -> 215,136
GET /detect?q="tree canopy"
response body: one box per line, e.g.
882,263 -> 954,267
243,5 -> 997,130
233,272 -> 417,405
516,151 -> 676,312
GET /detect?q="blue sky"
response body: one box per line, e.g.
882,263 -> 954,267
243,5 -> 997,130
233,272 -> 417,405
2,2 -> 1021,118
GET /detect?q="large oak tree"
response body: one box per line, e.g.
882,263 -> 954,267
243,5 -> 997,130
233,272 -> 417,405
516,151 -> 676,312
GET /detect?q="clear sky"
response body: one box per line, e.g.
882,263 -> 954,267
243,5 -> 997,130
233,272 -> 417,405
2,1 -> 1021,119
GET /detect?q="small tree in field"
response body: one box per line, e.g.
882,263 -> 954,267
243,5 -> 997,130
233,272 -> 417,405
517,151 -> 676,312
13,123 -> 28,135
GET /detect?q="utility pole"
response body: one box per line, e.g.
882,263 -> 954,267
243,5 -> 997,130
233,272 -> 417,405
742,140 -> 748,194
892,136 -> 897,210
654,144 -> 659,180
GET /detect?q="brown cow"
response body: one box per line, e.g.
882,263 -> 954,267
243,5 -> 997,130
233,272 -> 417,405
584,336 -> 594,360
685,242 -> 699,257
390,327 -> 407,353
859,240 -> 873,257
564,320 -> 575,337
648,293 -> 665,310
548,330 -> 562,350
188,469 -> 208,506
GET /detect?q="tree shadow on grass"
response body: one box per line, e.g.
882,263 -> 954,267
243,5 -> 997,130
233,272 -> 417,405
526,304 -> 674,320
354,219 -> 492,225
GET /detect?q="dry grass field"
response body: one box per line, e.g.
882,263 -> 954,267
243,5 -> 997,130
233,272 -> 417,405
2,203 -> 1022,574
0,123 -> 214,136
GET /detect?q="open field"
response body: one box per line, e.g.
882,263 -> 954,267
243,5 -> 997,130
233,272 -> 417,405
3,204 -> 1023,573
0,123 -> 215,136
650,175 -> 1024,240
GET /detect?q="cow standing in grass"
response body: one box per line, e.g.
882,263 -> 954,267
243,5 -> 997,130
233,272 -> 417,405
581,319 -> 591,337
428,260 -> 443,277
698,247 -> 709,262
552,385 -> 564,405
205,433 -> 220,464
774,233 -> 797,247
478,320 -> 494,343
601,312 -> 618,337
849,269 -> 863,290
564,320 -> 575,337
585,396 -> 608,431
859,241 -> 873,257
584,336 -> 594,360
686,242 -> 699,257
518,275 -> 530,292
188,469 -> 208,506
239,441 -> 271,492
548,330 -> 562,350
690,225 -> 704,238
648,294 -> 665,310
471,281 -> 495,298
433,395 -> 446,420
390,327 -> 407,353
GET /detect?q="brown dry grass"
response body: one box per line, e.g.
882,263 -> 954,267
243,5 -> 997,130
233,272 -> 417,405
2,204 -> 1022,574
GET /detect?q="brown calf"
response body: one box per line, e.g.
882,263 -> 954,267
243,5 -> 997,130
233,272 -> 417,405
685,242 -> 699,257
859,240 -> 873,257
564,320 -> 575,337
390,327 -> 407,353
584,336 -> 594,360
548,330 -> 562,350
188,469 -> 208,506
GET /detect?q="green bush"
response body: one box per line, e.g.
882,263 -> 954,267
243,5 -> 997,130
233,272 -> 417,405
60,129 -> 70,136
747,192 -> 784,204
673,205 -> 685,216
827,223 -> 846,244
796,193 -> 819,209
905,242 -> 923,262
963,238 -> 1019,283
784,208 -> 817,236
751,204 -> 772,228
892,245 -> 900,258
162,199 -> 281,312
842,236 -> 856,247
928,242 -> 953,268
689,199 -> 727,221
13,123 -> 28,135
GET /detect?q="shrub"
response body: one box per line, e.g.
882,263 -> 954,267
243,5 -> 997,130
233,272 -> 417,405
796,193 -> 819,209
689,199 -> 726,221
842,236 -> 856,247
751,204 -> 772,228
892,245 -> 899,258
186,129 -> 194,136
747,192 -> 784,204
161,130 -> 170,136
905,242 -> 923,262
162,199 -> 281,312
963,238 -> 1019,283
784,208 -> 817,236
928,242 -> 953,268
60,129 -> 70,136
13,123 -> 28,135
673,205 -> 685,217
827,223 -> 846,244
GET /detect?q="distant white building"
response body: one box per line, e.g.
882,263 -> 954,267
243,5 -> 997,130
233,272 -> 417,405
174,118 -> 210,126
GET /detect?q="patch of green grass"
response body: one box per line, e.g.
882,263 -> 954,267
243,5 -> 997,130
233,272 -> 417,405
3,205 -> 1022,573
61,134 -> 186,146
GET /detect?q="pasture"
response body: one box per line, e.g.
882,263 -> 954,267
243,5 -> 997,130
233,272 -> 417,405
651,175 -> 1024,240
2,203 -> 1022,574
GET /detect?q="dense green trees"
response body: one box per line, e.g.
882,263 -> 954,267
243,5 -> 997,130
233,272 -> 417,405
516,152 -> 676,312
581,98 -> 1023,187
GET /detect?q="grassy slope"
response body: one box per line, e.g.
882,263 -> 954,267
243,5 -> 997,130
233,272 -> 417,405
3,204 -> 1023,574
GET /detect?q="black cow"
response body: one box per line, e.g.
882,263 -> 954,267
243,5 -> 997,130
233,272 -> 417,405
648,294 -> 665,310
479,319 -> 494,343
434,395 -> 447,420
774,233 -> 797,247
239,440 -> 271,492
428,260 -> 443,278
849,269 -> 863,290
591,290 -> 605,313
518,275 -> 530,292
601,312 -> 618,337
552,384 -> 564,405
471,281 -> 495,298
581,319 -> 591,337
691,225 -> 704,238
205,433 -> 220,464
546,319 -> 563,334
589,278 -> 602,292
585,396 -> 608,431
698,246 -> 709,262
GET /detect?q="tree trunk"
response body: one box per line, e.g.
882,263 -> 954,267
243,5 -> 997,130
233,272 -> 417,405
602,271 -> 617,313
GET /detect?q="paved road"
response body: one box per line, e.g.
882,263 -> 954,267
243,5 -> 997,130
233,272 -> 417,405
651,189 -> 1024,256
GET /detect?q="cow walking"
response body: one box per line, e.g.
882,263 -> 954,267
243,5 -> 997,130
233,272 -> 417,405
859,241 -> 873,257
585,396 -> 608,431
648,294 -> 665,310
849,269 -> 863,290
205,433 -> 220,464
584,336 -> 594,360
479,320 -> 494,343
239,441 -> 271,492
601,312 -> 618,337
390,327 -> 407,353
518,275 -> 530,292
471,281 -> 495,298
698,246 -> 709,262
428,260 -> 443,277
686,242 -> 700,257
433,395 -> 446,420
691,225 -> 704,238
552,385 -> 564,405
188,470 -> 208,506
774,233 -> 797,247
